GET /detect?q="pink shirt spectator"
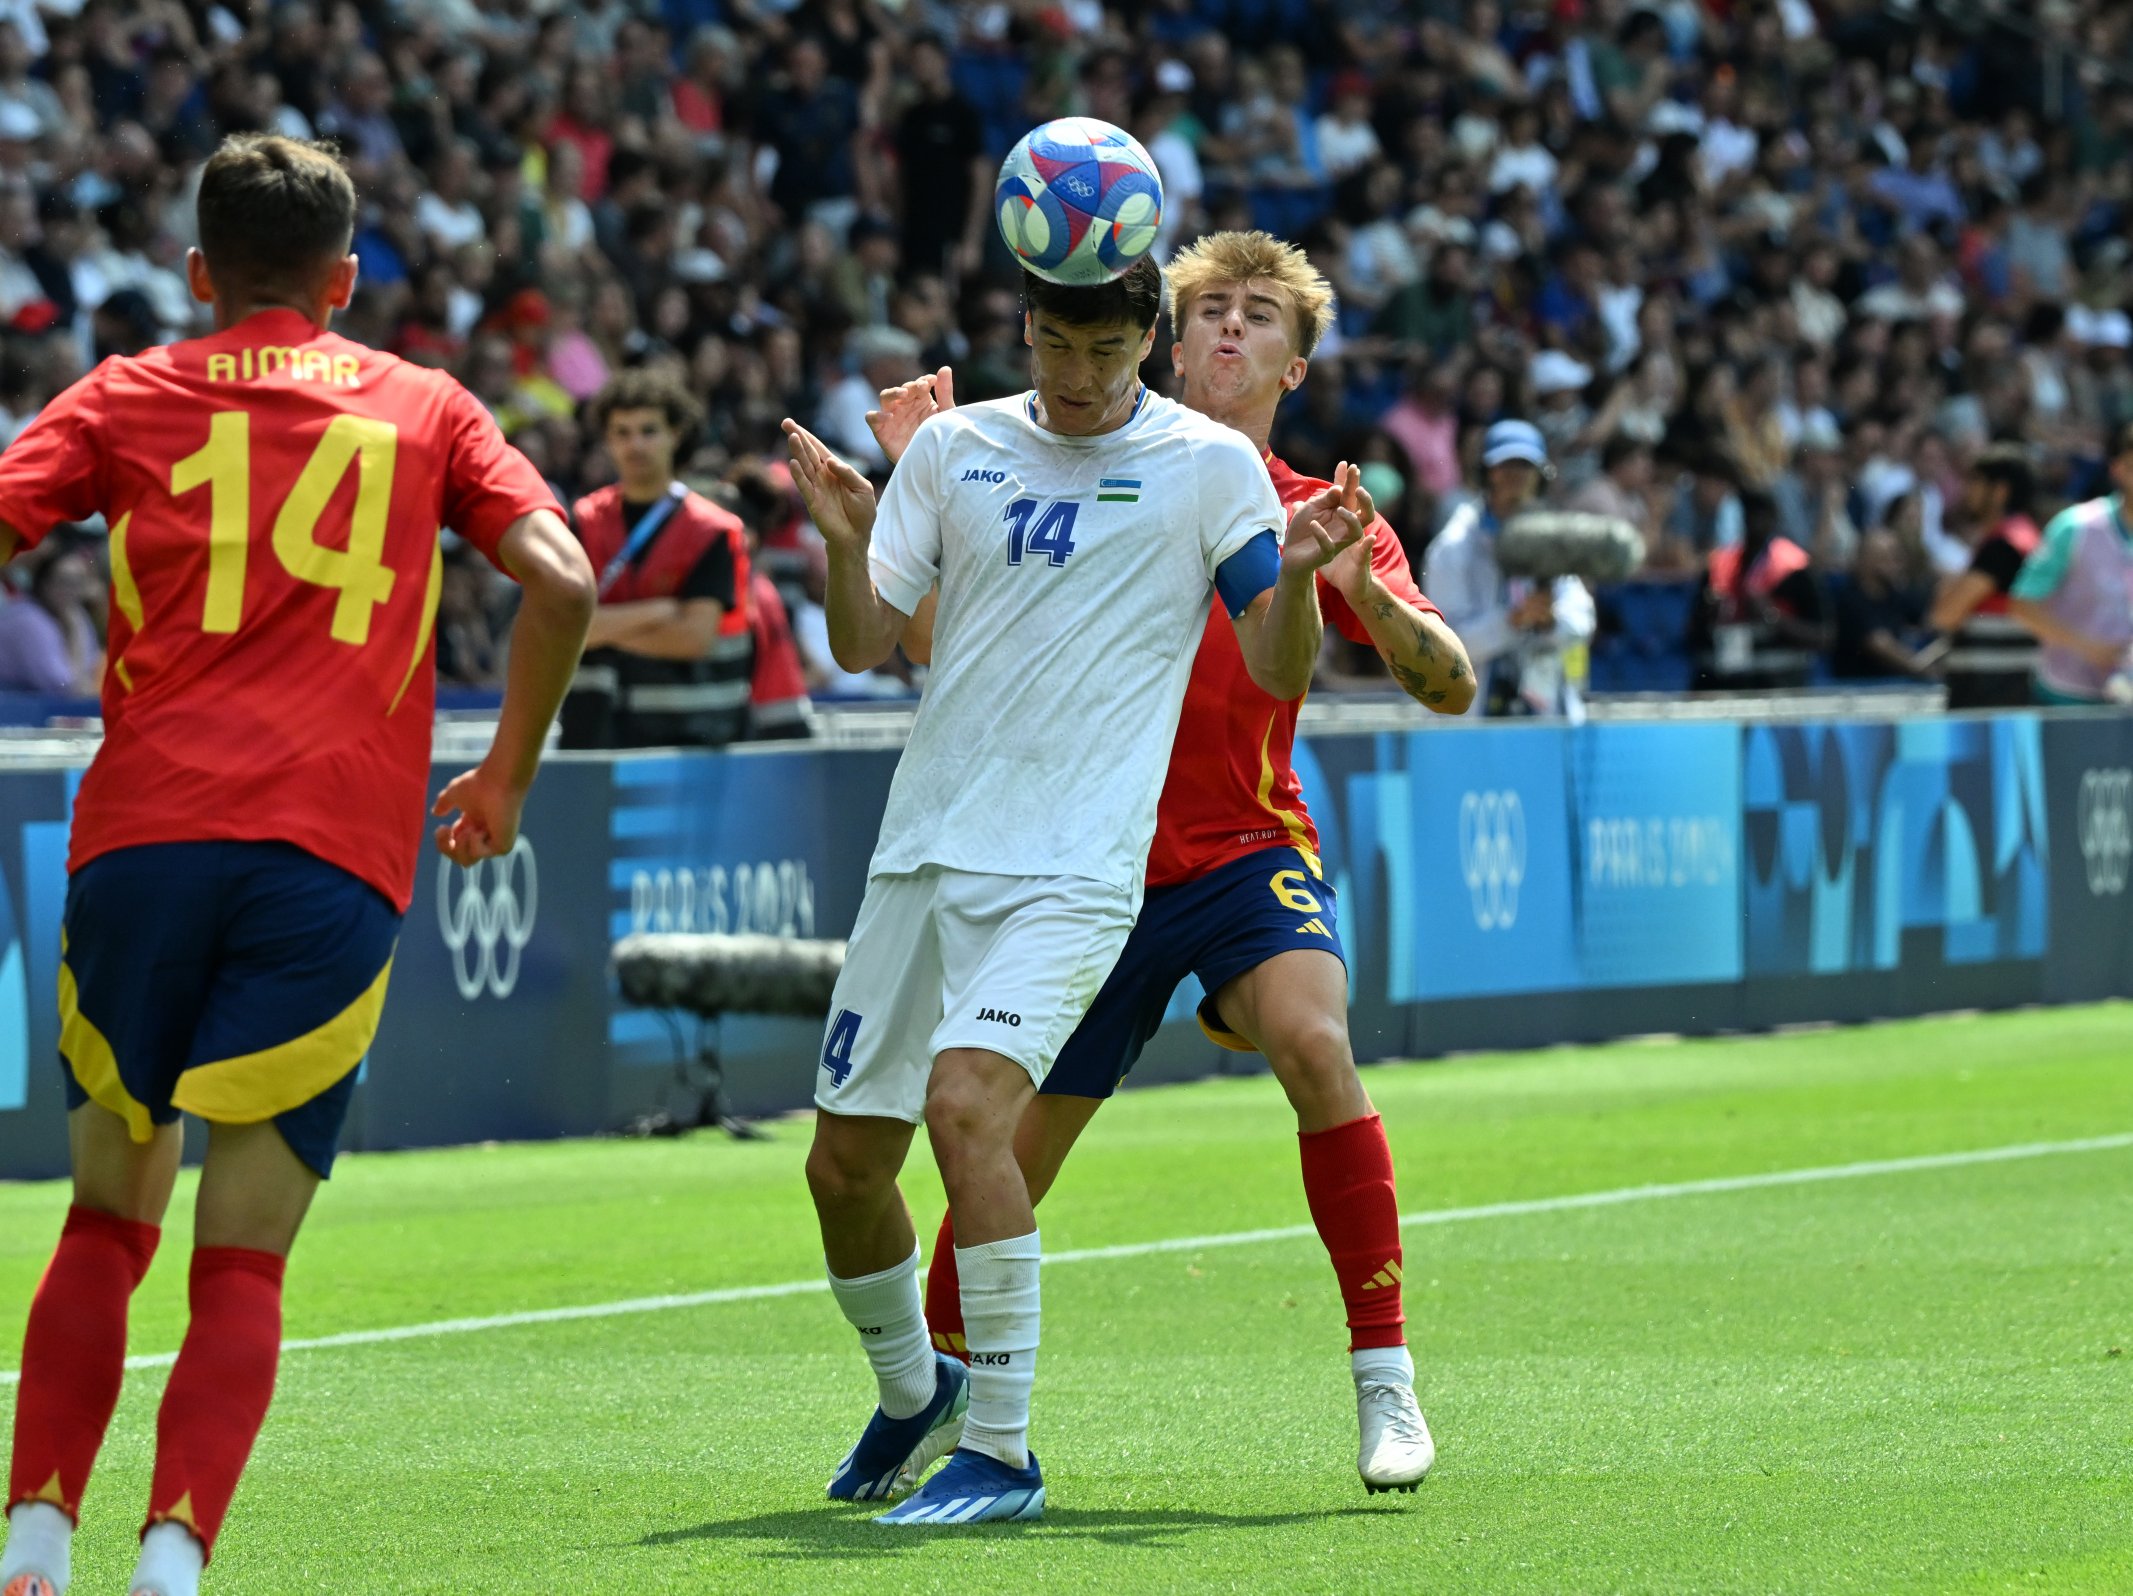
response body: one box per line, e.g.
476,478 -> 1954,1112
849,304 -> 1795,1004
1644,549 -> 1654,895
1379,397 -> 1462,496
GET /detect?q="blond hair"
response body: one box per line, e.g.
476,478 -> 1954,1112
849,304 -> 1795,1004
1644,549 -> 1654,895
1163,231 -> 1336,357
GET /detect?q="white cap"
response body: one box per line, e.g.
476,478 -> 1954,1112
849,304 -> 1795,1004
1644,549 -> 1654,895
1155,59 -> 1193,95
1530,349 -> 1594,396
670,248 -> 727,285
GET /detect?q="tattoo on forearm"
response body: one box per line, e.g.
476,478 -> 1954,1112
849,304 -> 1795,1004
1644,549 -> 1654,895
1370,593 -> 1458,702
1387,657 -> 1450,703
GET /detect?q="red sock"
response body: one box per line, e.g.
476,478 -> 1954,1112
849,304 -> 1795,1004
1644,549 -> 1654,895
1298,1114 -> 1407,1351
144,1247 -> 286,1560
923,1211 -> 969,1363
7,1206 -> 160,1521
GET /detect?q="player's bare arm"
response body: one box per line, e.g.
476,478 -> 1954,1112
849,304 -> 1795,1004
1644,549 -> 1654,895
782,417 -> 911,671
2008,596 -> 2127,672
865,370 -> 954,663
434,507 -> 594,866
1320,464 -> 1475,713
1233,481 -> 1364,700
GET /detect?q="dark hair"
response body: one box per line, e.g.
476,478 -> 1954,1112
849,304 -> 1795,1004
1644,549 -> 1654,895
606,146 -> 655,193
1970,441 -> 2035,517
1620,9 -> 1665,48
2113,418 -> 2133,461
592,367 -> 706,448
1022,257 -> 1164,333
196,134 -> 356,303
2022,302 -> 2065,345
1600,432 -> 1649,473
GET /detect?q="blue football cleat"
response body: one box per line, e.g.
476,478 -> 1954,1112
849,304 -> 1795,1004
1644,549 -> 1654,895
873,1447 -> 1045,1526
826,1354 -> 969,1502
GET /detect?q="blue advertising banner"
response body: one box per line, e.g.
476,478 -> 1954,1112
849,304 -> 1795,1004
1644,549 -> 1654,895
0,710 -> 2113,1181
1570,723 -> 1743,988
358,758 -> 617,1153
1743,717 -> 2048,977
1402,723 -> 1580,998
0,769 -> 87,1180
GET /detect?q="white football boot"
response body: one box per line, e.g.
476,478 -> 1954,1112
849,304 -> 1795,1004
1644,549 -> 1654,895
1355,1374 -> 1435,1494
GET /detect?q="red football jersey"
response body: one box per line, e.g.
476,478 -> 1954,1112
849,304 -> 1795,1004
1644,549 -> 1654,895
1144,452 -> 1436,888
0,308 -> 558,910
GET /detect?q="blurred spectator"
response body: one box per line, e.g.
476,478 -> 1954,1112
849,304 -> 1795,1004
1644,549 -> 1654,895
1315,73 -> 1380,184
435,544 -> 508,689
1857,236 -> 1964,323
1932,443 -> 2042,634
0,547 -> 101,695
819,325 -> 921,472
744,553 -> 812,740
1667,452 -> 1744,562
1423,420 -> 1595,719
894,34 -> 986,277
1370,241 -> 1475,363
0,0 -> 2122,713
1378,363 -> 1462,502
1693,489 -> 1827,684
1571,435 -> 1669,571
758,37 -> 861,234
1832,531 -> 1937,682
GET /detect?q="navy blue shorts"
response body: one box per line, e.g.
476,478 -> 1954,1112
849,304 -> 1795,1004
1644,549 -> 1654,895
1041,845 -> 1345,1099
59,841 -> 402,1177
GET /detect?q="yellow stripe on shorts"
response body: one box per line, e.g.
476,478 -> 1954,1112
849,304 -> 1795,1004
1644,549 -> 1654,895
173,957 -> 395,1125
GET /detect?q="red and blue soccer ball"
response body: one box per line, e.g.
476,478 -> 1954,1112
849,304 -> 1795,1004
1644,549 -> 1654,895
994,117 -> 1164,286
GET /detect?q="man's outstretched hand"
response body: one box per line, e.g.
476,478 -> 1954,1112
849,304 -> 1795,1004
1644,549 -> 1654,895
866,366 -> 957,467
433,761 -> 527,867
781,419 -> 879,551
1281,470 -> 1370,581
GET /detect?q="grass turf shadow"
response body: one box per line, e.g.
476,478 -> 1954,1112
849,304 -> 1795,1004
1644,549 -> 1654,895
639,1503 -> 1406,1557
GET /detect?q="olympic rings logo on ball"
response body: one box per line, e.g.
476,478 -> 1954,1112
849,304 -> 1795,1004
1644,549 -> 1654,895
438,835 -> 539,1000
1459,790 -> 1527,931
995,116 -> 1163,286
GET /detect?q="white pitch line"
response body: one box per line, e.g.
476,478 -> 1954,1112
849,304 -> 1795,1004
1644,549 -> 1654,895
3,1130 -> 2128,1388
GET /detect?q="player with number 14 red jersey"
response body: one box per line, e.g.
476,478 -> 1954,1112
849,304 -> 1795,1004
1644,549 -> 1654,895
0,136 -> 593,1596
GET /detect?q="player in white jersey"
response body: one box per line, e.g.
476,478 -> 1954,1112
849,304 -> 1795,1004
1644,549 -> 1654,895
780,257 -> 1366,1525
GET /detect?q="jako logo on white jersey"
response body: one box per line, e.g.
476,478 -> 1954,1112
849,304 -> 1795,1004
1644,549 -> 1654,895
961,468 -> 1007,483
975,1007 -> 1022,1026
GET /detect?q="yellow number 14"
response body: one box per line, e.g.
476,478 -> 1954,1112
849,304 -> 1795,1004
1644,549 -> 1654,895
166,410 -> 399,645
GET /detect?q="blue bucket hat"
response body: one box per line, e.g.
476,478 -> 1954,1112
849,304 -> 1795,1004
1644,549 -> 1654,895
1481,418 -> 1549,470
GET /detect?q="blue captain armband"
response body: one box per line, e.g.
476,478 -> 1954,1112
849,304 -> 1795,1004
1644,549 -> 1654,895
1214,529 -> 1281,618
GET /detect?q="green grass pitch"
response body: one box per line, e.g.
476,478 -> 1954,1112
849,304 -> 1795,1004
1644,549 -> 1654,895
3,1005 -> 2131,1594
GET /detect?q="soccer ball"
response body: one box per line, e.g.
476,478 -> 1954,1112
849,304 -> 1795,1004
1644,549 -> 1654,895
994,117 -> 1164,286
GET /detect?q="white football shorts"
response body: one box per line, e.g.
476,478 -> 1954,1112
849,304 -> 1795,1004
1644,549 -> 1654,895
813,866 -> 1138,1122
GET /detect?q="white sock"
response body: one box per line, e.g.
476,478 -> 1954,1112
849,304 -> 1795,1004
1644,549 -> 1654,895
0,1500 -> 72,1592
827,1245 -> 937,1420
128,1521 -> 204,1596
956,1230 -> 1041,1469
1352,1343 -> 1415,1386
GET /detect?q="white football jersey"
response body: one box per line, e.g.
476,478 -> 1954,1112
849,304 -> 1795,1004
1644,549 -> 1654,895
867,390 -> 1284,891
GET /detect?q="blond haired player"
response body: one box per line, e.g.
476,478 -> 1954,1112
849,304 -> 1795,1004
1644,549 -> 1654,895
872,232 -> 1471,1494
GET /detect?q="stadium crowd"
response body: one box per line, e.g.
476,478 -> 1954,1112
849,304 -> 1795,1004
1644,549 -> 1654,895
0,0 -> 2127,718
